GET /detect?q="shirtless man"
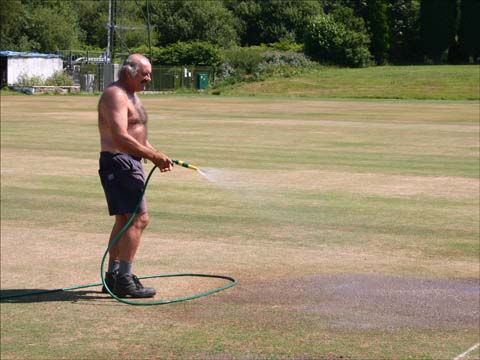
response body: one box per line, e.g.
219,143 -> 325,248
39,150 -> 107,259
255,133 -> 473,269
98,54 -> 172,298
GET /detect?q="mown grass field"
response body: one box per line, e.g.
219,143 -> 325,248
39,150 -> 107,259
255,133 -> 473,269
1,73 -> 479,359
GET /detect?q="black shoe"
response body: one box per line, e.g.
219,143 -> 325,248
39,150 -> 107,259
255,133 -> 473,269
101,271 -> 117,293
113,273 -> 156,298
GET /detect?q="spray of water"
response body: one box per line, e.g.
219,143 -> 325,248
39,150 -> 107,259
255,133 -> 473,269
197,168 -> 208,179
197,167 -> 274,192
197,168 -> 230,188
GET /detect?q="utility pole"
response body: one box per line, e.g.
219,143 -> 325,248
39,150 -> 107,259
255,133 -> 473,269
105,0 -> 154,89
146,0 -> 153,63
106,0 -> 112,63
106,0 -> 119,63
111,0 -> 117,61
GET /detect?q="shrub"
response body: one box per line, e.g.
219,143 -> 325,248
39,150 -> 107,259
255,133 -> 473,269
216,47 -> 314,85
304,15 -> 372,68
15,71 -> 74,87
217,62 -> 237,80
252,50 -> 313,80
189,42 -> 223,67
222,46 -> 264,75
262,50 -> 313,67
155,41 -> 222,67
15,74 -> 44,86
342,29 -> 373,68
266,39 -> 303,52
45,71 -> 75,86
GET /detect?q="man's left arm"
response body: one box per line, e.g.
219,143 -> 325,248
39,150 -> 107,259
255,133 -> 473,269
146,140 -> 156,151
144,140 -> 161,164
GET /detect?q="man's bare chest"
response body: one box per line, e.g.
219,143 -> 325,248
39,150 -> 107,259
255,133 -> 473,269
128,98 -> 148,125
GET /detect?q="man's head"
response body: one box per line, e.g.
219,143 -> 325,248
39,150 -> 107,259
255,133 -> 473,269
119,54 -> 152,92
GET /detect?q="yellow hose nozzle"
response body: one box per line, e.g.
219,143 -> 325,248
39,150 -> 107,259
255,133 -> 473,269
172,159 -> 198,171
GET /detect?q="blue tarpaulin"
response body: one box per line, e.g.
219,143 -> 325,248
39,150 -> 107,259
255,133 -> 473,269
0,51 -> 62,59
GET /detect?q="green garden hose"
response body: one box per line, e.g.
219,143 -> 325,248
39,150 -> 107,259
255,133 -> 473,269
1,160 -> 237,305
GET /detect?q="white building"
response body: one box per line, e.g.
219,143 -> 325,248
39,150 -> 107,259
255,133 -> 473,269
0,51 -> 63,86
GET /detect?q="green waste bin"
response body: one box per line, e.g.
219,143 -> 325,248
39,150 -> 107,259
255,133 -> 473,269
197,73 -> 208,89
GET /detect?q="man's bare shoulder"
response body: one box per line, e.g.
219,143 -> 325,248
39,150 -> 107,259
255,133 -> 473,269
99,83 -> 128,109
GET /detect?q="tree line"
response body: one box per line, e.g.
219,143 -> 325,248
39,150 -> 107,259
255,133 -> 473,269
1,0 -> 478,67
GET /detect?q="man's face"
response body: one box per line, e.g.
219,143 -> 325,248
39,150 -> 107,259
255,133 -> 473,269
131,60 -> 152,92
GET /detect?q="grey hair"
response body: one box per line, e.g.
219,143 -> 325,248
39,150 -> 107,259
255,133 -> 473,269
119,57 -> 139,79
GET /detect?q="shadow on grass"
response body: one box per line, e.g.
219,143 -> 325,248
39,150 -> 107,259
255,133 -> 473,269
0,289 -> 107,303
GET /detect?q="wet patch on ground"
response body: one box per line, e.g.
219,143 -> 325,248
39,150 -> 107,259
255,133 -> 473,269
220,274 -> 479,331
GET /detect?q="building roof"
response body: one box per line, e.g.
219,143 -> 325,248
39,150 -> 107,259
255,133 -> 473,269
0,51 -> 62,59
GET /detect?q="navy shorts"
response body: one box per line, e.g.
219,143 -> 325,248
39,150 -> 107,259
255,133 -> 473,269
99,152 -> 147,216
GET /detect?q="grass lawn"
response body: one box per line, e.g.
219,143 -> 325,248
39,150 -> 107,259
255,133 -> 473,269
1,93 -> 479,359
216,65 -> 480,100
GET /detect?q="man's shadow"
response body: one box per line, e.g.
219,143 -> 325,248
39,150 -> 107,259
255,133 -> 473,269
0,288 -> 110,303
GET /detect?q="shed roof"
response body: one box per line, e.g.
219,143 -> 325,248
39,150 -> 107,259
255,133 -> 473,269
0,51 -> 62,59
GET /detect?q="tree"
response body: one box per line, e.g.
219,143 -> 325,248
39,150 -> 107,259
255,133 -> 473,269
0,0 -> 38,51
0,0 -> 82,53
329,5 -> 369,36
319,0 -> 363,16
420,0 -> 457,63
226,0 -> 323,46
224,0 -> 262,45
29,3 -> 82,52
74,0 -> 109,49
388,0 -> 421,64
304,14 -> 372,67
458,0 -> 480,62
362,0 -> 390,64
150,0 -> 239,48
